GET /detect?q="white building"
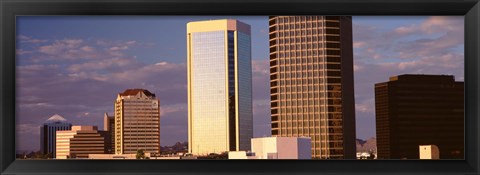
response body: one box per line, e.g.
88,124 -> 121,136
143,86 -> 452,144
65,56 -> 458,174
356,152 -> 376,159
229,137 -> 311,159
228,151 -> 257,159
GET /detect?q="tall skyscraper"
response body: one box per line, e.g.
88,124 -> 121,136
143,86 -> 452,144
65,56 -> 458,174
187,19 -> 253,155
103,112 -> 115,153
114,89 -> 160,155
269,16 -> 356,159
40,114 -> 72,158
56,126 -> 105,159
375,74 -> 464,159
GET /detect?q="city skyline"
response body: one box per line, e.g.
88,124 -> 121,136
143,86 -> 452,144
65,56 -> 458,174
16,16 -> 464,153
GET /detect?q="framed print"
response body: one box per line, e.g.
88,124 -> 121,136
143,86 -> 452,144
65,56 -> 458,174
1,0 -> 479,174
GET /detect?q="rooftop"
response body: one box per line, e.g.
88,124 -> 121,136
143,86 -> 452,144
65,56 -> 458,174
45,114 -> 68,123
119,89 -> 156,97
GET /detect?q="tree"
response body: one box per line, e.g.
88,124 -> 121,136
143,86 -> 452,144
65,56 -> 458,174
368,150 -> 376,159
43,152 -> 53,159
136,149 -> 146,159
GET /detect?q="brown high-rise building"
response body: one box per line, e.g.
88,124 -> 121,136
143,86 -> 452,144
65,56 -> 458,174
269,16 -> 356,159
115,89 -> 160,155
375,74 -> 464,159
103,112 -> 115,153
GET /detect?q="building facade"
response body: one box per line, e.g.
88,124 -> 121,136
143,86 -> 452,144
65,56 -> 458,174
103,112 -> 115,153
114,89 -> 160,154
40,114 -> 72,158
56,126 -> 105,159
187,19 -> 253,155
251,137 -> 311,159
268,16 -> 356,159
375,74 -> 464,159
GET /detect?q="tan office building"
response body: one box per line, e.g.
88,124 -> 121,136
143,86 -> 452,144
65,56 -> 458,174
115,89 -> 160,154
187,19 -> 253,155
103,112 -> 115,153
269,16 -> 356,159
56,126 -> 105,159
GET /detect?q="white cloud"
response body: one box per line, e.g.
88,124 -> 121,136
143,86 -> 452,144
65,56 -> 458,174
155,61 -> 168,66
16,124 -> 41,135
18,35 -> 48,43
160,103 -> 187,117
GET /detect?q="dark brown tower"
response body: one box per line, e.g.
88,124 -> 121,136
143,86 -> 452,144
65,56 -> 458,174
375,74 -> 464,159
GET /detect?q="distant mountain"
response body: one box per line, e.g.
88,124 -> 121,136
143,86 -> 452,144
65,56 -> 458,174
356,137 -> 376,152
160,142 -> 188,152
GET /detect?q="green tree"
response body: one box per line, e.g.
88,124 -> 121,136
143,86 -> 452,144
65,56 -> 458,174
136,149 -> 146,159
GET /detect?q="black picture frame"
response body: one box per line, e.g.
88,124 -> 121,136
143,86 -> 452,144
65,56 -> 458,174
1,0 -> 479,174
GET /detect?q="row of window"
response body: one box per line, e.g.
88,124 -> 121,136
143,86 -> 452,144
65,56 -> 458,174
272,16 -> 339,24
275,85 -> 342,93
272,79 -> 341,87
271,87 -> 342,95
273,121 -> 342,128
122,109 -> 159,112
275,60 -> 340,67
276,128 -> 344,135
272,48 -> 341,56
122,100 -> 157,103
274,41 -> 341,50
272,106 -> 343,113
272,94 -> 342,102
273,99 -> 342,106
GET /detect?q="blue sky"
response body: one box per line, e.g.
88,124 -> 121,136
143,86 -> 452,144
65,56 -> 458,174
15,16 -> 464,152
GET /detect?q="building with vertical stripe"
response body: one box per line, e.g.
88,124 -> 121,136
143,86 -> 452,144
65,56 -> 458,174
40,114 -> 72,158
187,19 -> 253,155
268,16 -> 356,159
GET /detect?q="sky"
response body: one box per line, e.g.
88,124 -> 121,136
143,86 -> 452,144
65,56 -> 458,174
15,16 -> 464,152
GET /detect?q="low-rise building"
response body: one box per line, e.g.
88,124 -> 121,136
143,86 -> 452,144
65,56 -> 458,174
419,145 -> 440,159
252,137 -> 311,159
56,126 -> 105,159
228,137 -> 311,159
228,151 -> 257,159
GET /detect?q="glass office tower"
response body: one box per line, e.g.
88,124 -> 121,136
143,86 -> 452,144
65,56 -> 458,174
269,16 -> 356,159
187,19 -> 252,155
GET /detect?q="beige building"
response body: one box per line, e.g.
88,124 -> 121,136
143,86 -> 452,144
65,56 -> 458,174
419,145 -> 440,159
55,126 -> 105,159
187,19 -> 253,155
269,16 -> 356,159
251,137 -> 311,159
115,89 -> 160,154
228,137 -> 311,159
103,112 -> 115,153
